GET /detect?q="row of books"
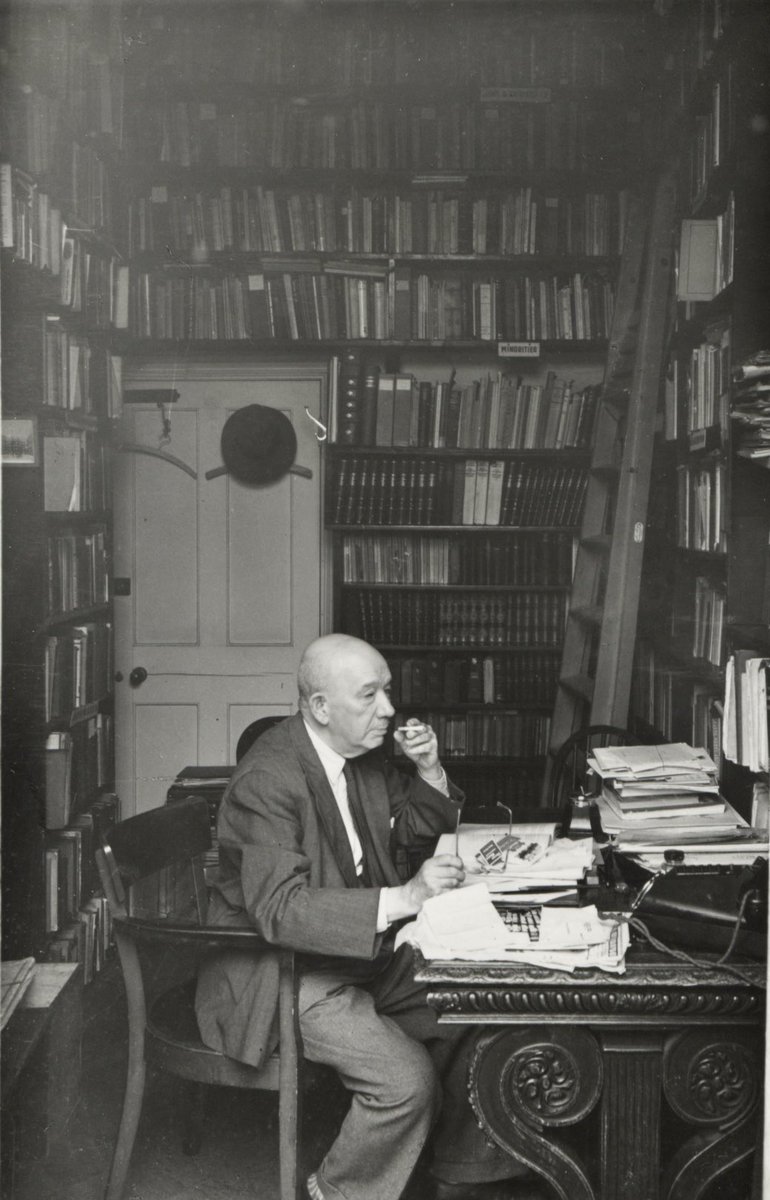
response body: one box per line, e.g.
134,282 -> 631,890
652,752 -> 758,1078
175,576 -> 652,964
682,321 -> 731,436
692,575 -> 726,667
390,652 -> 561,707
124,8 -> 631,90
340,531 -> 576,586
41,316 -> 124,418
128,266 -> 615,344
131,97 -> 639,175
45,715 -> 113,830
60,234 -> 128,327
724,652 -> 769,773
333,363 -> 599,451
352,589 -> 567,649
392,709 -> 552,759
127,185 -> 631,260
47,530 -> 110,617
0,161 -> 116,278
631,640 -> 724,762
3,4 -> 122,137
46,894 -> 112,984
676,459 -> 726,553
730,352 -> 770,462
329,457 -> 588,528
43,433 -> 111,512
45,620 -> 113,724
686,67 -> 733,208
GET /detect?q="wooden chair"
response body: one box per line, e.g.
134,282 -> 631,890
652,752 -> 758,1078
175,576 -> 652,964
96,796 -> 302,1200
548,724 -> 644,809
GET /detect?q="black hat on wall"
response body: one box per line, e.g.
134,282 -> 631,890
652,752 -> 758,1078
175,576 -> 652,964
206,404 -> 311,484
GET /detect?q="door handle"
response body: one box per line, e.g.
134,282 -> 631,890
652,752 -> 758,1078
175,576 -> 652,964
129,667 -> 148,688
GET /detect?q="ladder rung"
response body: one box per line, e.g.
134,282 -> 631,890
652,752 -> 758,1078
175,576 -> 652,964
569,604 -> 603,628
559,674 -> 595,702
580,534 -> 612,555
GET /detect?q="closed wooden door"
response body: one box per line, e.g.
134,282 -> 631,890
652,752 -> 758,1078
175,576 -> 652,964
113,361 -> 328,816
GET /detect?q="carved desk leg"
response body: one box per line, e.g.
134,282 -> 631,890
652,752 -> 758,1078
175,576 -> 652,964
661,1029 -> 761,1200
468,1026 -> 603,1200
599,1031 -> 664,1200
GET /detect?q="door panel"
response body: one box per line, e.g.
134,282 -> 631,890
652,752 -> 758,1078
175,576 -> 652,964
114,363 -> 326,816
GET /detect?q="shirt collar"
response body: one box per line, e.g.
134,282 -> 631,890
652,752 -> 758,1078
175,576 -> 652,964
303,719 -> 348,786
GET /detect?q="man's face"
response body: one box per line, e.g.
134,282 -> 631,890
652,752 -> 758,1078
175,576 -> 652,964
319,646 -> 395,758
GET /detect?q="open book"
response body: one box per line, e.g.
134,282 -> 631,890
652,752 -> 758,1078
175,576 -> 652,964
435,823 -> 593,893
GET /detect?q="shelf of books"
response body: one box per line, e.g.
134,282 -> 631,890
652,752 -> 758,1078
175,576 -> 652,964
324,340 -> 603,805
112,0 -> 659,354
1,0 -> 124,976
628,0 -> 770,824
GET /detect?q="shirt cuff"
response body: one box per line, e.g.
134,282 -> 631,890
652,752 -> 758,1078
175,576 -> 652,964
418,764 -> 449,795
376,887 -> 393,932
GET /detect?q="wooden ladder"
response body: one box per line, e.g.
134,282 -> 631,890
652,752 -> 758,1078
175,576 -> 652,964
542,167 -> 679,798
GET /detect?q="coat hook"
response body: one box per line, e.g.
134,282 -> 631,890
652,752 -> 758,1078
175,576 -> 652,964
304,407 -> 327,442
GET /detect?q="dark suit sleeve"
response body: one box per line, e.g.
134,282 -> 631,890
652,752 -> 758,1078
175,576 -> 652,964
376,756 -> 464,850
216,759 -> 382,960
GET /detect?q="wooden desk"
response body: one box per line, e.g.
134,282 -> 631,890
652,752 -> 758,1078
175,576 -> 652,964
416,949 -> 765,1200
1,963 -> 83,1191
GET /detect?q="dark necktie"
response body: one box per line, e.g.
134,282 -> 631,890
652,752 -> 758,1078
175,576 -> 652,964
342,760 -> 379,888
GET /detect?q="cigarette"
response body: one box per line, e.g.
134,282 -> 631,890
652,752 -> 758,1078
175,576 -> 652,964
396,724 -> 426,733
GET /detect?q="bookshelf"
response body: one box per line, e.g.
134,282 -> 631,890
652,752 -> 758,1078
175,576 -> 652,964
629,0 -> 770,819
108,2 -> 660,806
1,0 -> 123,973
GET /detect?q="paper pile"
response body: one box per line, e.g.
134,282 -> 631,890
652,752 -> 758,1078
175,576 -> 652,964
396,884 -> 628,973
588,742 -> 768,868
435,823 -> 594,895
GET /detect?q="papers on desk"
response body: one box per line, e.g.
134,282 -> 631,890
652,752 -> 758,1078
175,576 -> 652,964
395,885 -> 628,973
589,742 -> 719,785
435,824 -> 593,893
1,957 -> 36,1030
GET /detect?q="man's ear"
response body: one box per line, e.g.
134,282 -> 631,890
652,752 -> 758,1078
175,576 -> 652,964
308,692 -> 329,725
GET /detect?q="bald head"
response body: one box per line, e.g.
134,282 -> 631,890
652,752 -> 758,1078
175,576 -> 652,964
298,634 -> 395,757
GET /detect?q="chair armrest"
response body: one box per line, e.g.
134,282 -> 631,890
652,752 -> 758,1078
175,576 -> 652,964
112,914 -> 278,953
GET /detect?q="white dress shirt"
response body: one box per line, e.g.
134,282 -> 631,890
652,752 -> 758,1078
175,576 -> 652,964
303,720 -> 449,931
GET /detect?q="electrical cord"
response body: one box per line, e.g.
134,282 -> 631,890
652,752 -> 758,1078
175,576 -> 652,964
628,889 -> 765,989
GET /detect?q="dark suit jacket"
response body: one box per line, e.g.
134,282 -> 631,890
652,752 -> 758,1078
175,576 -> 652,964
195,713 -> 463,1067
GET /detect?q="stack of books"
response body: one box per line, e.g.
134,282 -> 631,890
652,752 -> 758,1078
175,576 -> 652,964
589,742 -> 767,867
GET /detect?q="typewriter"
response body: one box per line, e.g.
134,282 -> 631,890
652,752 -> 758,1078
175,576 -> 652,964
605,849 -> 768,959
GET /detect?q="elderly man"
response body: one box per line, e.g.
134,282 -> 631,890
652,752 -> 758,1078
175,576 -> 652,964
196,633 -> 535,1200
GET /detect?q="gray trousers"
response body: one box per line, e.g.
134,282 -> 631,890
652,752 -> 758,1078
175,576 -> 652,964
298,945 -> 522,1200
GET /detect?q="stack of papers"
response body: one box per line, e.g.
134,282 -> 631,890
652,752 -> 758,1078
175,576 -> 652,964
396,884 -> 628,973
589,743 -> 720,797
587,742 -> 768,867
1,957 -> 36,1030
435,823 -> 594,894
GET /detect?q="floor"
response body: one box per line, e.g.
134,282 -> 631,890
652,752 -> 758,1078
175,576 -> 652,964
7,959 -> 348,1200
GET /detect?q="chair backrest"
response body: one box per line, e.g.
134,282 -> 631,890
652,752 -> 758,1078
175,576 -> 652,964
549,724 -> 643,808
96,795 -> 212,924
235,714 -> 287,762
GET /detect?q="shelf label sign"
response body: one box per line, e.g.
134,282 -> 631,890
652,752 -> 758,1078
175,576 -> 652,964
480,87 -> 552,104
498,342 -> 540,358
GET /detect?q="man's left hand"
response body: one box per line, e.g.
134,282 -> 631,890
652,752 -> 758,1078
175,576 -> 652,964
393,718 -> 441,777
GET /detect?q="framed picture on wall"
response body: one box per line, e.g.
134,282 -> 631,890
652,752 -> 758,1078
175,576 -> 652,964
2,418 -> 38,466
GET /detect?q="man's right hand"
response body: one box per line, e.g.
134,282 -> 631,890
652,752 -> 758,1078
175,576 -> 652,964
401,853 -> 466,913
